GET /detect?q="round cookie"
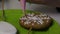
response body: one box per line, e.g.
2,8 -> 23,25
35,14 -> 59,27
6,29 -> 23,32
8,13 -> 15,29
19,13 -> 52,29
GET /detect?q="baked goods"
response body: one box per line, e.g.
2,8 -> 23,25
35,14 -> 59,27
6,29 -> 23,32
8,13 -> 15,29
19,13 -> 52,30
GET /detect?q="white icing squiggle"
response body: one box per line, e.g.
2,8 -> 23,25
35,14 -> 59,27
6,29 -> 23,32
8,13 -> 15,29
20,13 -> 50,25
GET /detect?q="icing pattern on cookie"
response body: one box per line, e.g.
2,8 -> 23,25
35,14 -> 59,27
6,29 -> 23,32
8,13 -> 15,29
20,13 -> 50,25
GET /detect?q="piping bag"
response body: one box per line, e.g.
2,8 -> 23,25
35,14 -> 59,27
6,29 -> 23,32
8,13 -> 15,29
20,0 -> 32,34
20,0 -> 26,15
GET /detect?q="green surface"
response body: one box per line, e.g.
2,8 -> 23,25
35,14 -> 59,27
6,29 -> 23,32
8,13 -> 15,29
0,9 -> 60,34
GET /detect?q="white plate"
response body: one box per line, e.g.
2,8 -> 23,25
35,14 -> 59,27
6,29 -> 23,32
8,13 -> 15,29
0,21 -> 17,34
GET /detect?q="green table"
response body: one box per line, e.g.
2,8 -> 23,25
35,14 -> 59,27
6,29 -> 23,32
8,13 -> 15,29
0,10 -> 60,34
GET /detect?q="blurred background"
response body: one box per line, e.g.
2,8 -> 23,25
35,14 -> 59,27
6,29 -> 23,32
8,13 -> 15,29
0,0 -> 60,24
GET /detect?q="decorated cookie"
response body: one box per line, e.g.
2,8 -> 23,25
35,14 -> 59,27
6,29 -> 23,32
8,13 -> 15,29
19,13 -> 52,29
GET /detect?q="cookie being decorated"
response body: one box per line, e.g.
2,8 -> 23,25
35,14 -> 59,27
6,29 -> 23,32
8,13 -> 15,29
19,13 -> 52,29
